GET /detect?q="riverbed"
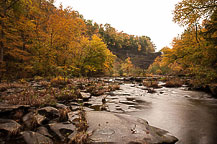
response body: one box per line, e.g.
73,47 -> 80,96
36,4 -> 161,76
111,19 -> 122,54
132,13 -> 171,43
104,82 -> 217,144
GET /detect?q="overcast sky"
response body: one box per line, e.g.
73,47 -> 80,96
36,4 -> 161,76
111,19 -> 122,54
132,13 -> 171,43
54,0 -> 184,51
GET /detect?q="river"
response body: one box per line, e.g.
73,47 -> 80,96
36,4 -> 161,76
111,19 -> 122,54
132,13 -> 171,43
105,82 -> 217,144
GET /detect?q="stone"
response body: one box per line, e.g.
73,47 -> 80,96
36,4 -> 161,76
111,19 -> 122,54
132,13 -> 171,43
70,105 -> 80,111
48,122 -> 75,140
0,119 -> 21,135
69,102 -> 80,106
80,92 -> 91,101
67,111 -> 80,124
21,131 -> 53,144
22,112 -> 46,129
38,106 -> 59,120
37,126 -> 53,138
86,111 -> 178,144
209,84 -> 217,97
55,103 -> 68,110
147,88 -> 157,94
0,103 -> 29,113
119,100 -> 137,105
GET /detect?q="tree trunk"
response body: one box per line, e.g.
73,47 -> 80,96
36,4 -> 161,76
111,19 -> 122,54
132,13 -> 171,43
195,23 -> 199,43
0,42 -> 3,62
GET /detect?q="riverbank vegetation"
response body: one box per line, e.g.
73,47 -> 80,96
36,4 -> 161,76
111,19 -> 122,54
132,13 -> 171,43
148,0 -> 217,88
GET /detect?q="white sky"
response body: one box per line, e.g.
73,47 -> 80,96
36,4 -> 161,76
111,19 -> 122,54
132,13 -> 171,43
54,0 -> 184,51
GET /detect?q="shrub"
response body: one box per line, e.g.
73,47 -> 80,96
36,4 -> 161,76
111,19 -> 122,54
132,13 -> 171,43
164,79 -> 183,87
143,81 -> 161,88
51,76 -> 70,87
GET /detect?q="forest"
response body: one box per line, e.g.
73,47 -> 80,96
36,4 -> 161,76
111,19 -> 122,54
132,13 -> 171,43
0,0 -> 217,144
0,0 -> 155,80
0,0 -> 216,86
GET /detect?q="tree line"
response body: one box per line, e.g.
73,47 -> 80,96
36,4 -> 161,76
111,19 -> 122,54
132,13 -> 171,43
0,0 -> 155,80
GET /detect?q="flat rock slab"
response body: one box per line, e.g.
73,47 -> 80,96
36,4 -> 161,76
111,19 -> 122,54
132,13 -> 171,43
0,119 -> 21,135
0,103 -> 29,113
86,111 -> 178,144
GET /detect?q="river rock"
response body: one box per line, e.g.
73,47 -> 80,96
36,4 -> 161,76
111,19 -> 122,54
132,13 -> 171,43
70,105 -> 80,111
37,126 -> 53,138
55,103 -> 68,110
67,111 -> 80,124
0,102 -> 29,113
21,131 -> 53,144
22,112 -> 46,129
48,122 -> 76,140
209,84 -> 217,97
80,92 -> 91,101
86,111 -> 178,144
0,119 -> 21,135
38,106 -> 59,120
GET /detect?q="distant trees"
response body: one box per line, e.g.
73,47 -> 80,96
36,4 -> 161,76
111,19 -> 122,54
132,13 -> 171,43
85,22 -> 156,55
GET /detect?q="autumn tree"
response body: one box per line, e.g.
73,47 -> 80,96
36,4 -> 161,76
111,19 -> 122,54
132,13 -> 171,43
121,57 -> 133,76
149,10 -> 217,85
173,0 -> 217,27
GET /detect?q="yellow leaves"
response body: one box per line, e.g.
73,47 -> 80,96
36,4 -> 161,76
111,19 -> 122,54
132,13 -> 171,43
138,44 -> 141,51
120,57 -> 133,76
173,0 -> 216,27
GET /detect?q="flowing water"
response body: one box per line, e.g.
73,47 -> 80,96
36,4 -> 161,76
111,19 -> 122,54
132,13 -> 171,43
106,83 -> 217,144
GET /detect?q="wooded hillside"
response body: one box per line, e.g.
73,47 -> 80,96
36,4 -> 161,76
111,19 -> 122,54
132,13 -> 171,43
0,0 -> 156,80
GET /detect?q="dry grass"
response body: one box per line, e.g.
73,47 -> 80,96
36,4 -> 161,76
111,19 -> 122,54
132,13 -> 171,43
164,79 -> 183,87
0,78 -> 120,107
109,84 -> 120,91
54,88 -> 79,101
86,82 -> 120,96
34,76 -> 44,82
51,76 -> 70,87
2,88 -> 57,107
39,81 -> 50,87
0,83 -> 27,92
68,109 -> 89,144
143,81 -> 161,88
58,108 -> 69,122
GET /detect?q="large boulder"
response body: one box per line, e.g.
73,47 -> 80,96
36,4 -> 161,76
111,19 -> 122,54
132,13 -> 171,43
38,106 -> 59,120
86,111 -> 178,144
37,126 -> 53,138
22,112 -> 46,129
0,119 -> 21,135
48,122 -> 76,141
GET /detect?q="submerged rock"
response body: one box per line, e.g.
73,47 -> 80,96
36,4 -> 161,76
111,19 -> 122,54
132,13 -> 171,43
86,111 -> 178,144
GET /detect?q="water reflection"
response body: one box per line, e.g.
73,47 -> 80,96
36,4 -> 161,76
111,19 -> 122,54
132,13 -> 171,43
121,85 -> 217,144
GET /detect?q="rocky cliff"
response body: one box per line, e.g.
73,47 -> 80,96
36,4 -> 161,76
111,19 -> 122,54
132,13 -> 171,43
110,47 -> 161,69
